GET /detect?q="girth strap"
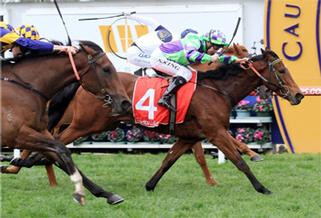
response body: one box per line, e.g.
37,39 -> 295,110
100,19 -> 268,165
1,76 -> 49,101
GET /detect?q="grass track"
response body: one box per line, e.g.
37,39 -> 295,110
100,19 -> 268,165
1,153 -> 320,218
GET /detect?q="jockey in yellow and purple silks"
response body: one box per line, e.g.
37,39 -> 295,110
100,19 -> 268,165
0,22 -> 77,57
150,29 -> 248,111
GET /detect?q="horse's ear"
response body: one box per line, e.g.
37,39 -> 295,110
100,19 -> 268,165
261,48 -> 265,54
233,43 -> 240,55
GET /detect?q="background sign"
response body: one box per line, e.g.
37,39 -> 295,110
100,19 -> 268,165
22,4 -> 243,72
265,0 -> 321,153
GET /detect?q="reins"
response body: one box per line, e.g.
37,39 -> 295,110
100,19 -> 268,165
68,51 -> 80,80
0,76 -> 49,100
67,49 -> 106,81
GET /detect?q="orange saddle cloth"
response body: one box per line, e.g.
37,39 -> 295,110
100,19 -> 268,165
132,72 -> 197,127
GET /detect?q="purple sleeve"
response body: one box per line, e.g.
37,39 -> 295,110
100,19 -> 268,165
15,37 -> 54,52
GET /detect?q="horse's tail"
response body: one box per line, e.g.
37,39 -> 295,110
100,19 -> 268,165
47,82 -> 80,131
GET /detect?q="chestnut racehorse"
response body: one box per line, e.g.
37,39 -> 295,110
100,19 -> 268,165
54,49 -> 304,195
1,40 -> 131,205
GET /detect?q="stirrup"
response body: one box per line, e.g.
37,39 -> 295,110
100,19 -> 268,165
158,97 -> 176,112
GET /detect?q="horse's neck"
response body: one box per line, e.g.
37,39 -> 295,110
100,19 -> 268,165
210,70 -> 261,107
119,72 -> 137,100
9,56 -> 77,100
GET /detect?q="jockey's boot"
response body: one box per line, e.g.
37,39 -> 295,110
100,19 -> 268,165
158,76 -> 186,111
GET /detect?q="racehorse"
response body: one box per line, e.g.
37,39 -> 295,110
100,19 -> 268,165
3,44 -> 259,187
52,48 -> 304,196
4,47 -> 304,199
1,40 -> 131,205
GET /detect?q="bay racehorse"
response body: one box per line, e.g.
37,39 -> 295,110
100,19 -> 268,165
3,44 -> 260,186
1,40 -> 131,205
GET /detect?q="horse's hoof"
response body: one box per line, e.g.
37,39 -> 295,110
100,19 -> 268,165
145,183 -> 155,192
250,155 -> 264,162
107,194 -> 124,205
258,187 -> 272,195
72,193 -> 85,206
263,188 -> 272,195
206,178 -> 219,186
0,166 -> 8,173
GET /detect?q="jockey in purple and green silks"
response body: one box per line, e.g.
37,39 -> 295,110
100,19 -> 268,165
150,29 -> 247,111
160,30 -> 237,66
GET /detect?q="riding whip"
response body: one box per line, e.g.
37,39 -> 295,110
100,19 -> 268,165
79,11 -> 136,21
79,11 -> 136,60
53,0 -> 72,45
226,17 -> 241,48
216,17 -> 241,57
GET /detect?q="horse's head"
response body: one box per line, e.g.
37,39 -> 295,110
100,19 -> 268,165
192,43 -> 249,72
75,41 -> 132,114
224,43 -> 249,58
250,48 -> 304,105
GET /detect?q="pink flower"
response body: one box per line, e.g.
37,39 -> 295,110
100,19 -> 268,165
238,128 -> 246,133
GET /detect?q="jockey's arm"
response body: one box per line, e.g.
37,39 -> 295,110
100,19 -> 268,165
15,38 -> 77,54
212,53 -> 248,65
124,14 -> 162,31
15,37 -> 54,52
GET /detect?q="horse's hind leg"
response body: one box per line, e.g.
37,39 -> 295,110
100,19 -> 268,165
0,150 -> 30,174
232,138 -> 263,161
191,142 -> 218,186
145,139 -> 193,191
204,128 -> 271,195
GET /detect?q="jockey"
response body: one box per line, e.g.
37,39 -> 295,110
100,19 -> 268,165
0,22 -> 77,58
150,29 -> 248,111
125,14 -> 173,68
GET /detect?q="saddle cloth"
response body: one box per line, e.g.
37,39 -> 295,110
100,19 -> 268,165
133,72 -> 197,127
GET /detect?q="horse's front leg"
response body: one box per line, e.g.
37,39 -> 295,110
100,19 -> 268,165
145,139 -> 193,191
203,127 -> 271,194
15,125 -> 86,205
191,142 -> 218,186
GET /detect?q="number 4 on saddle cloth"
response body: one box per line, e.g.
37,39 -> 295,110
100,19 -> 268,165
133,72 -> 197,128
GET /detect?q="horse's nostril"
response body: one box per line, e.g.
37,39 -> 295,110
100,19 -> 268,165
121,100 -> 132,113
295,93 -> 304,102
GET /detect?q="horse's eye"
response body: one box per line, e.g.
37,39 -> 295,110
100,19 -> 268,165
279,69 -> 285,74
102,67 -> 110,74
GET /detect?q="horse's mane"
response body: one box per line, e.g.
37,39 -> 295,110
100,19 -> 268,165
47,82 -> 80,131
77,40 -> 103,53
197,63 -> 244,81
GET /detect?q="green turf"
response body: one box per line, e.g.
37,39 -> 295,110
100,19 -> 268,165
1,153 -> 320,218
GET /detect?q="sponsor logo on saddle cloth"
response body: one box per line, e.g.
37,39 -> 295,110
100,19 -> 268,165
133,72 -> 197,127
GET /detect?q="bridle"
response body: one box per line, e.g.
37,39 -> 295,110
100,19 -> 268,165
68,46 -> 113,106
247,56 -> 290,99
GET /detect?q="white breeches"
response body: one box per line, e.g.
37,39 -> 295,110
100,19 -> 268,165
126,32 -> 164,68
150,48 -> 192,81
126,45 -> 152,68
